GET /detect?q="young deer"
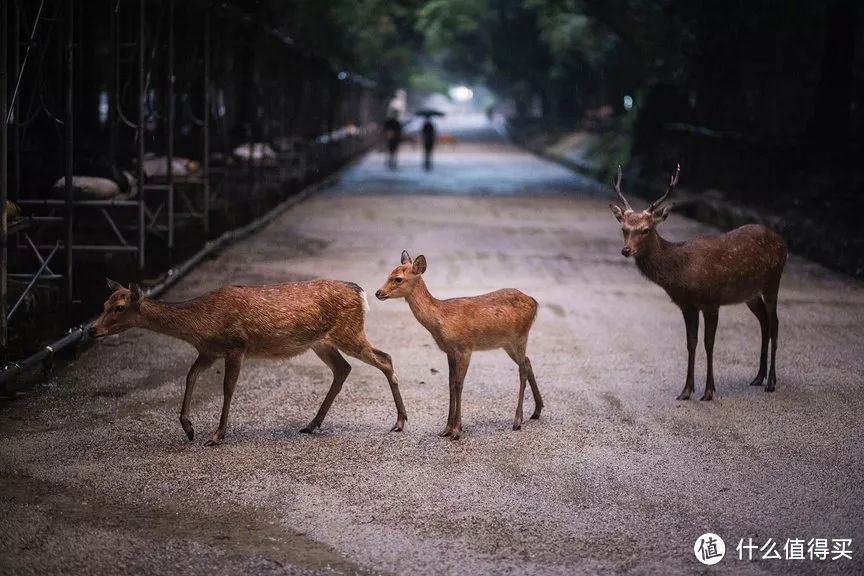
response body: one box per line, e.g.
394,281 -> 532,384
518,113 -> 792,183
88,279 -> 407,445
609,164 -> 787,400
375,251 -> 542,440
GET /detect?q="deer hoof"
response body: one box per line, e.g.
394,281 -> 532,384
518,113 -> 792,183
529,411 -> 541,420
203,438 -> 223,447
438,428 -> 453,438
749,376 -> 765,386
676,391 -> 692,401
512,423 -> 522,431
299,425 -> 316,434
449,431 -> 462,441
700,393 -> 714,401
389,424 -> 403,433
765,384 -> 776,393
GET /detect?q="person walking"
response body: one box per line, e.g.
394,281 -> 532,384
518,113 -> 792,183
383,113 -> 403,170
421,119 -> 437,171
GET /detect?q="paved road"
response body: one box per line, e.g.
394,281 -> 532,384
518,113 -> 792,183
2,116 -> 863,575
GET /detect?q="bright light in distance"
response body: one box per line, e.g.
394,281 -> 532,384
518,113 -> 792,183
98,90 -> 109,125
449,85 -> 474,102
623,95 -> 633,111
338,71 -> 349,81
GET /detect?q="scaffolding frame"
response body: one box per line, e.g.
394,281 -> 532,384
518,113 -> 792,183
5,0 -> 213,340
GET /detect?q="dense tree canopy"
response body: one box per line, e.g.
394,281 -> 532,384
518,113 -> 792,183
243,0 -> 861,169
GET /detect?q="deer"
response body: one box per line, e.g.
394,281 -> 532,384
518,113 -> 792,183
88,278 -> 408,445
609,164 -> 787,401
375,251 -> 542,440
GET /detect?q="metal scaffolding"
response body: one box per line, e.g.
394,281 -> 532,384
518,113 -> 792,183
1,0 -> 386,376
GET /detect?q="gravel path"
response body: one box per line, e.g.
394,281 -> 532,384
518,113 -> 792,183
2,117 -> 863,575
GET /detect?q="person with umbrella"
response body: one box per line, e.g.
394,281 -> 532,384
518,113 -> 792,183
416,109 -> 444,171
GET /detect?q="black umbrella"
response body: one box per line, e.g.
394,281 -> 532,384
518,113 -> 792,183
414,109 -> 445,118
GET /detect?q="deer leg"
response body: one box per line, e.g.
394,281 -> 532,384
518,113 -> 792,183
332,333 -> 408,432
205,350 -> 244,446
677,307 -> 699,400
524,357 -> 543,420
745,297 -> 769,386
701,307 -> 719,401
449,351 -> 472,441
301,343 -> 352,434
369,347 -> 408,432
180,354 -> 216,442
505,345 -> 532,430
440,354 -> 457,437
513,361 -> 528,431
765,294 -> 779,392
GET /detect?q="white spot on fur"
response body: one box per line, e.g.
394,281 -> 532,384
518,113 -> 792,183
359,289 -> 370,314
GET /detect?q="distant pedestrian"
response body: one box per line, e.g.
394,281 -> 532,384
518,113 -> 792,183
383,114 -> 403,170
421,119 -> 437,171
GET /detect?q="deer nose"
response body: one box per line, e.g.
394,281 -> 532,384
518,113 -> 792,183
87,326 -> 98,338
621,246 -> 632,257
375,290 -> 385,300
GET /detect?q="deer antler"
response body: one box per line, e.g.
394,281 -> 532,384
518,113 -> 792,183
649,163 -> 680,212
612,165 -> 632,211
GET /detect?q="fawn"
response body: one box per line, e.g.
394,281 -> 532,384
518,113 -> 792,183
376,251 -> 542,440
88,279 -> 407,445
609,164 -> 787,400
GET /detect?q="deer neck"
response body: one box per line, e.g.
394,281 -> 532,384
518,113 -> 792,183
634,232 -> 686,292
137,299 -> 201,344
405,278 -> 443,332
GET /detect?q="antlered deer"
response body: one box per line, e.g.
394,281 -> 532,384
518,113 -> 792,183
609,164 -> 787,400
375,251 -> 542,440
88,279 -> 407,445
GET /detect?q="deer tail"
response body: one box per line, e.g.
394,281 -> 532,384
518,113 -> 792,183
341,281 -> 370,314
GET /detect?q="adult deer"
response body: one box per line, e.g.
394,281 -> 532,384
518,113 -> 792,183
375,251 -> 542,439
88,279 -> 407,445
609,164 -> 787,400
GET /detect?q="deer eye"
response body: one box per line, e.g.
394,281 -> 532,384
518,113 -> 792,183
394,277 -> 403,284
641,228 -> 650,235
116,305 -> 126,313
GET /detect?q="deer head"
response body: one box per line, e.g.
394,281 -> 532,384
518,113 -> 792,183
88,278 -> 144,338
375,250 -> 427,300
609,163 -> 680,258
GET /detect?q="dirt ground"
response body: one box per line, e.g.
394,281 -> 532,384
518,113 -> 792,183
2,117 -> 863,575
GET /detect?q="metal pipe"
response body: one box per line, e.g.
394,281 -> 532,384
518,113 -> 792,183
109,0 -> 118,167
137,0 -> 146,269
8,242 -> 60,321
64,0 -> 74,321
1,0 -> 9,351
12,0 -> 21,204
203,1 -> 210,235
167,0 -> 174,254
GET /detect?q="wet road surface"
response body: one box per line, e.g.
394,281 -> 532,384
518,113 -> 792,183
2,116 -> 863,574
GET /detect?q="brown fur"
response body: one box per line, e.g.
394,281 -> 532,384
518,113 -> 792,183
376,251 -> 542,439
89,279 -> 407,445
611,166 -> 787,401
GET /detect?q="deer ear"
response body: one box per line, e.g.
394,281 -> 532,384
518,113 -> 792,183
129,283 -> 143,303
412,255 -> 427,275
400,250 -> 412,265
610,204 -> 625,223
106,278 -> 123,293
651,204 -> 672,223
